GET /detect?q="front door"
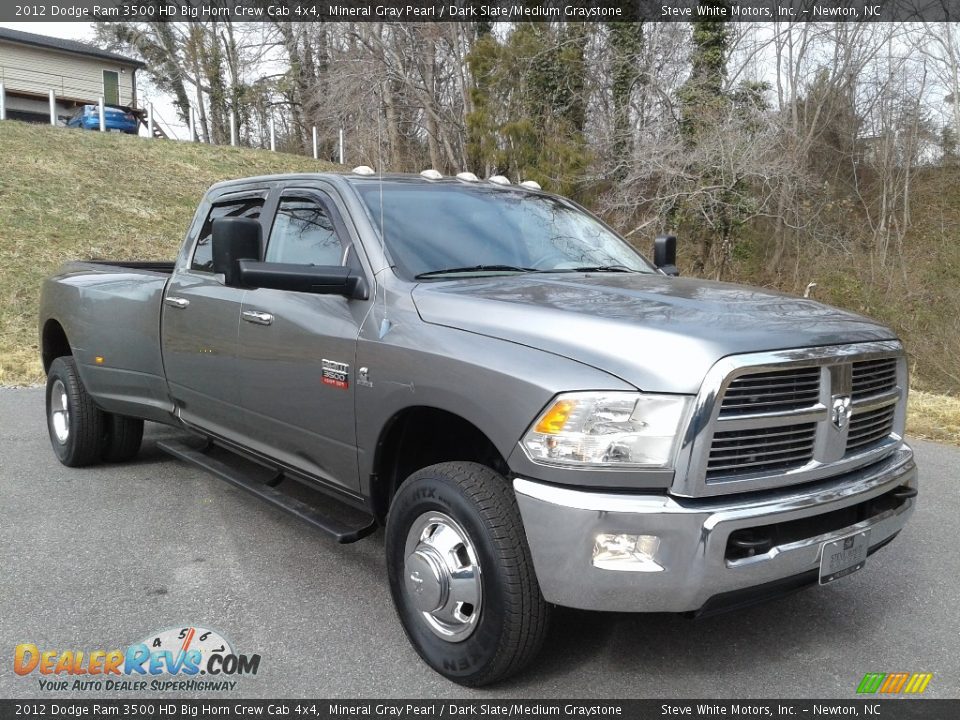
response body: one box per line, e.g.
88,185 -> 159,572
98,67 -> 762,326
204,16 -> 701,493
103,71 -> 119,105
161,193 -> 266,442
236,188 -> 369,492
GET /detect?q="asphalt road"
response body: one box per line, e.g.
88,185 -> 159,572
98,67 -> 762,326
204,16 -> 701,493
1,387 -> 957,699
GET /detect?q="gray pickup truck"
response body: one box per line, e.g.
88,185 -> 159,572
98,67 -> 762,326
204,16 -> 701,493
39,169 -> 918,686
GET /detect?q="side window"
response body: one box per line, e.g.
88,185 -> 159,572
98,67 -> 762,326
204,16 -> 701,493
191,198 -> 264,273
265,197 -> 343,266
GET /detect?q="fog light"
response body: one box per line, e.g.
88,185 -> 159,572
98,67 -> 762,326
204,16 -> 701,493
593,533 -> 663,572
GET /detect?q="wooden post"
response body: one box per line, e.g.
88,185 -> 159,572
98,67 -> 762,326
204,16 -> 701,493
189,106 -> 196,142
147,103 -> 154,138
339,128 -> 344,164
98,96 -> 105,132
312,126 -> 318,159
269,116 -> 276,151
0,82 -> 5,121
229,110 -> 237,146
49,89 -> 57,126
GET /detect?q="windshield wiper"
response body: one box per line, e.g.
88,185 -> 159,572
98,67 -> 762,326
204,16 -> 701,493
560,265 -> 638,273
415,265 -> 537,278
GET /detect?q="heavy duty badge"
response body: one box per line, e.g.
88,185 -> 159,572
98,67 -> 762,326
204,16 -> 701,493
321,359 -> 350,389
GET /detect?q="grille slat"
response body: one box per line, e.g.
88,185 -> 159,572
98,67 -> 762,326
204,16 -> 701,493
708,445 -> 816,467
848,412 -> 895,435
707,451 -> 815,475
846,404 -> 896,452
852,358 -> 898,400
706,422 -> 816,480
711,435 -> 813,454
719,367 -> 820,417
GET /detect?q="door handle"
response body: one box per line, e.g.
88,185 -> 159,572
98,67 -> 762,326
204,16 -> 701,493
164,296 -> 190,309
241,310 -> 274,326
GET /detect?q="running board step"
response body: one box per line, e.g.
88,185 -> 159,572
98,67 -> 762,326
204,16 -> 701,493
157,439 -> 377,543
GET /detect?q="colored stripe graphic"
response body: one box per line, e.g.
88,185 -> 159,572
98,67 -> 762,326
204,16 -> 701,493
889,673 -> 910,693
905,673 -> 934,694
857,672 -> 932,694
857,673 -> 886,694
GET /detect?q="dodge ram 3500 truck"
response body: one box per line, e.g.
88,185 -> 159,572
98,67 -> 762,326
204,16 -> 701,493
40,169 -> 918,686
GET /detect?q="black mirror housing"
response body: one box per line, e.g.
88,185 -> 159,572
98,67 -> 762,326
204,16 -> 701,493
237,260 -> 369,300
212,217 -> 261,287
653,235 -> 679,276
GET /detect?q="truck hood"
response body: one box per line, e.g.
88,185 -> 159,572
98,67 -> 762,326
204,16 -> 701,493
411,274 -> 897,394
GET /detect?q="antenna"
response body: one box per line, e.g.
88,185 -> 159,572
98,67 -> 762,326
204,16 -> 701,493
375,82 -> 392,339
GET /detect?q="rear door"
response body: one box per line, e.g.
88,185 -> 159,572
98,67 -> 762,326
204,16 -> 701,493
236,186 -> 371,492
161,190 -> 267,442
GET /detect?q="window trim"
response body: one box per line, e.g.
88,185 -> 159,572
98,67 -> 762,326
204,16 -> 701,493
263,189 -> 354,269
187,190 -> 269,275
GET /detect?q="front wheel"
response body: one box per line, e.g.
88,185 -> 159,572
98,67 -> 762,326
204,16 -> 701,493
46,356 -> 104,467
385,462 -> 550,686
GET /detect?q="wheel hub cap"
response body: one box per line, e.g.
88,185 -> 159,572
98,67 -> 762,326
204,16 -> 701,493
50,379 -> 70,444
403,512 -> 482,642
404,548 -> 447,613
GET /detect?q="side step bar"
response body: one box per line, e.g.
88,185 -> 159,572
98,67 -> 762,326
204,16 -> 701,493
157,439 -> 378,544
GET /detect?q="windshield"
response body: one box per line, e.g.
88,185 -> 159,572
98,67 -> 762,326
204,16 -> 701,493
353,182 -> 655,279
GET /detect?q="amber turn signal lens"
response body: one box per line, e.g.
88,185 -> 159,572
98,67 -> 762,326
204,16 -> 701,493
534,399 -> 576,434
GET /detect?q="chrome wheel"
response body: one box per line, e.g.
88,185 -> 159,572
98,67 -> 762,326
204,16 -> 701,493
403,511 -> 482,642
50,378 -> 70,444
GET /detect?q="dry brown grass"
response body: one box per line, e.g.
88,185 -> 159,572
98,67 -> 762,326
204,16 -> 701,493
907,390 -> 960,446
0,120 -> 336,385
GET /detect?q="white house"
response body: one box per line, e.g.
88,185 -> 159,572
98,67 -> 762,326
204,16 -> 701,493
0,27 -> 145,124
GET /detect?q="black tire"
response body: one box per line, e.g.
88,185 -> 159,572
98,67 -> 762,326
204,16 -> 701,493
385,461 -> 550,686
101,414 -> 144,462
45,356 -> 104,467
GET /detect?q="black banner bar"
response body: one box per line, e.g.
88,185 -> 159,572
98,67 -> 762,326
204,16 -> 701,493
8,0 -> 960,24
0,700 -> 956,720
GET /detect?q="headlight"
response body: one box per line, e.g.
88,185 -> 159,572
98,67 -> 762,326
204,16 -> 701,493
521,392 -> 691,468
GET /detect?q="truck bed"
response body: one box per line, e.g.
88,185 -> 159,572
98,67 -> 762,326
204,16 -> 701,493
39,260 -> 175,423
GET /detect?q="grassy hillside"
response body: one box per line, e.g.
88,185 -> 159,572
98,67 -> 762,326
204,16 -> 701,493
0,120 -> 337,385
0,120 -> 956,444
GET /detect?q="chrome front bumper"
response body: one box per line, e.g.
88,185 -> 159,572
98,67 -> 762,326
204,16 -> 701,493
514,444 -> 917,613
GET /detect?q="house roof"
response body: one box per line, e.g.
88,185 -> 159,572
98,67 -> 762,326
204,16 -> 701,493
0,27 -> 146,68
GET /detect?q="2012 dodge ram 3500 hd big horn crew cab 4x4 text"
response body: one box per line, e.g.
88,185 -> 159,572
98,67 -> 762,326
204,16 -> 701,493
39,169 -> 918,686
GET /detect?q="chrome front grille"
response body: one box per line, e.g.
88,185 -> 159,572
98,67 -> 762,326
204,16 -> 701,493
676,341 -> 907,498
846,404 -> 896,453
852,358 -> 898,400
707,422 -> 817,480
720,367 -> 820,415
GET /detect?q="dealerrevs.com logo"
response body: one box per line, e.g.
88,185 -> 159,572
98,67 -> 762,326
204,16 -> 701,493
14,626 -> 261,692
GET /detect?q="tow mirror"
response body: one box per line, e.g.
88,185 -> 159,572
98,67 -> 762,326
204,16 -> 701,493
237,260 -> 369,300
653,235 -> 679,276
212,217 -> 261,287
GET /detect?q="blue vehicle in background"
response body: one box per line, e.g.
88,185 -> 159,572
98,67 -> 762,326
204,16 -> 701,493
66,105 -> 139,135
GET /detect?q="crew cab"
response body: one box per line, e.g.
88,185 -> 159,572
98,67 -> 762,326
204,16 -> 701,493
39,169 -> 918,685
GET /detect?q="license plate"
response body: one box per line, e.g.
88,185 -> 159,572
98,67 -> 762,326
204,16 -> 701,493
819,530 -> 870,585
